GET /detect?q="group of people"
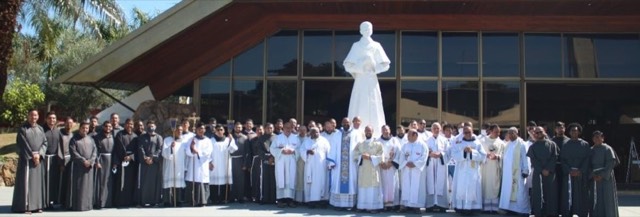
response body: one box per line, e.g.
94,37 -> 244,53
11,110 -> 620,217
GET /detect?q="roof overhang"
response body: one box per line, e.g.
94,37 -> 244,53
55,0 -> 640,98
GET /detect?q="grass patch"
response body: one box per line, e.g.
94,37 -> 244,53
0,133 -> 18,162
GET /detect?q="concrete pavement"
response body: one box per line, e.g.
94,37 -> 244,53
1,187 -> 639,216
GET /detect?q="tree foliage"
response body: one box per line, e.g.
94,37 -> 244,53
1,78 -> 45,126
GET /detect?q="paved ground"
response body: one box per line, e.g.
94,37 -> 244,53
0,187 -> 639,216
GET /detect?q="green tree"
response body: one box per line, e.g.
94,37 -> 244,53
1,78 -> 45,126
0,0 -> 124,102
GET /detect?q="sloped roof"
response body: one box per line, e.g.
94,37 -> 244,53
55,0 -> 640,99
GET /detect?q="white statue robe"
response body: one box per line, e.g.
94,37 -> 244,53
480,136 -> 505,211
185,136 -> 213,184
162,137 -> 187,188
270,133 -> 301,199
302,136 -> 330,202
499,138 -> 531,214
450,138 -> 486,210
399,141 -> 428,208
209,137 -> 238,185
425,135 -> 450,209
344,38 -> 390,137
321,130 -> 341,201
353,138 -> 384,210
328,128 -> 364,208
378,136 -> 401,207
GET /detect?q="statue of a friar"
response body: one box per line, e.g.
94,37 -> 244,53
343,21 -> 390,136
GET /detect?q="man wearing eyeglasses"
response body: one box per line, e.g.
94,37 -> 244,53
559,123 -> 590,217
450,126 -> 486,215
527,126 -> 559,217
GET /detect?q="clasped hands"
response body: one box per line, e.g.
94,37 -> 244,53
281,148 -> 294,155
429,151 -> 441,158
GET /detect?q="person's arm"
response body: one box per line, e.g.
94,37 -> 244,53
69,139 -> 86,164
470,142 -> 487,163
599,146 -> 618,181
369,143 -> 384,167
17,127 -> 35,160
152,136 -> 163,162
413,143 -> 429,171
544,141 -> 559,174
162,138 -> 173,160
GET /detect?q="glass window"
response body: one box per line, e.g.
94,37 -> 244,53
207,61 -> 230,77
233,80 -> 263,123
267,31 -> 298,76
443,32 -> 478,77
525,33 -> 562,77
401,32 -> 438,77
304,80 -> 396,126
233,43 -> 264,77
334,31 -> 360,77
442,81 -> 479,125
267,80 -> 297,122
564,34 -> 640,78
303,31 -> 333,77
482,33 -> 520,77
200,79 -> 230,122
374,31 -> 396,78
483,82 -> 520,126
400,81 -> 438,124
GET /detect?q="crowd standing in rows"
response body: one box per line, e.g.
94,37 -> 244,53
11,110 -> 620,217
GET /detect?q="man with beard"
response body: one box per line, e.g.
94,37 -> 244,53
328,117 -> 364,210
450,126 -> 486,215
112,119 -> 138,207
274,119 -> 284,135
320,120 -> 341,207
353,126 -> 384,213
137,121 -> 163,207
527,126 -> 559,217
43,111 -> 62,209
247,124 -> 264,202
88,116 -> 99,136
230,122 -> 249,203
209,124 -> 238,204
271,122 -> 300,208
93,121 -> 115,209
110,113 -> 124,136
162,125 -> 188,207
302,127 -> 330,208
294,126 -> 308,204
251,123 -> 277,204
589,131 -> 619,217
185,122 -> 214,207
425,122 -> 450,212
378,125 -> 401,211
12,109 -> 47,214
560,123 -> 590,217
68,122 -> 97,211
498,127 -> 531,216
551,121 -> 569,211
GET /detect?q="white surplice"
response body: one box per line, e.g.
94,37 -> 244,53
328,128 -> 364,208
209,137 -> 238,185
162,136 -> 188,188
302,136 -> 330,202
321,130 -> 341,201
425,135 -> 450,209
270,132 -> 301,199
450,137 -> 486,210
185,136 -> 213,184
499,138 -> 531,214
378,136 -> 401,207
399,141 -> 428,208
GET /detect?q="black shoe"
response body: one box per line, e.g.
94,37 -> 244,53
288,202 -> 297,208
277,203 -> 286,208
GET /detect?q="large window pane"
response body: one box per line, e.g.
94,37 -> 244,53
233,80 -> 263,123
207,61 -> 230,77
200,79 -> 230,122
304,80 -> 396,126
234,43 -> 264,77
401,32 -> 438,77
564,34 -> 640,78
267,31 -> 298,76
334,31 -> 360,77
400,81 -> 438,125
374,31 -> 396,77
483,82 -> 520,126
443,81 -> 479,125
483,33 -> 520,77
303,31 -> 333,77
525,33 -> 562,77
443,32 -> 478,77
267,80 -> 297,122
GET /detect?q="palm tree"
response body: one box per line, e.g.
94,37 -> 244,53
0,0 -> 124,100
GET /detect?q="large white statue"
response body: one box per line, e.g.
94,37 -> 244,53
343,21 -> 390,137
